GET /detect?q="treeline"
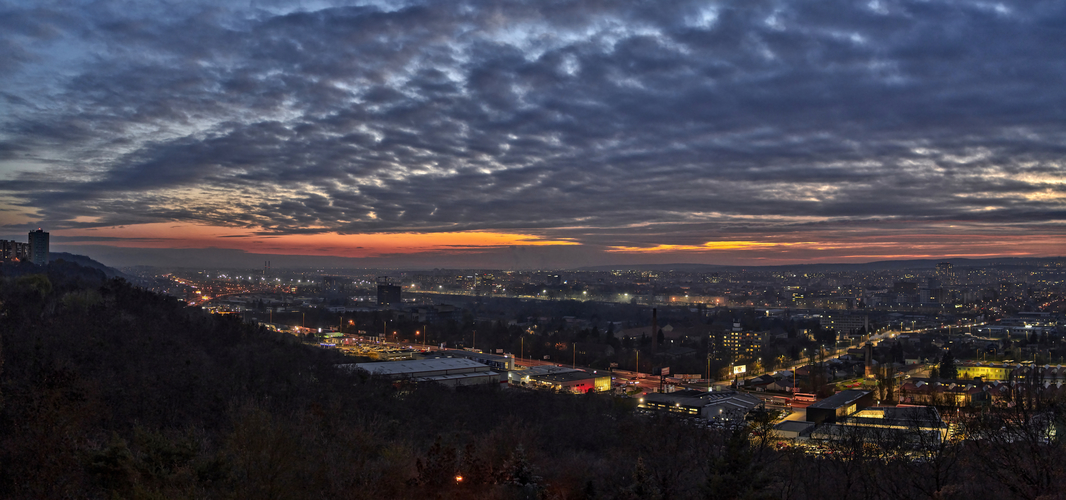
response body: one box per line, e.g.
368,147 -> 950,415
1,262 -> 1065,499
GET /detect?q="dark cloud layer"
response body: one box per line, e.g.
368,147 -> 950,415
1,0 -> 1064,256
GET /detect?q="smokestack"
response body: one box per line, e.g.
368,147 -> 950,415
652,308 -> 658,353
864,342 -> 874,378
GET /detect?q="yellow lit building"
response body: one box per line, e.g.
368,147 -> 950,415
957,363 -> 1014,381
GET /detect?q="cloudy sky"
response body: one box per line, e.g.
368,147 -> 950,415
1,0 -> 1064,268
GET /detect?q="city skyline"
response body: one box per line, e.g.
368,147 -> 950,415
2,0 -> 1065,269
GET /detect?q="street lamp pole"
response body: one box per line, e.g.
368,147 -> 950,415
707,353 -> 712,391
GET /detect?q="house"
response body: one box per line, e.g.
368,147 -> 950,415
769,379 -> 797,393
747,374 -> 777,391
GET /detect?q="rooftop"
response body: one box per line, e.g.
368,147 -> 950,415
847,406 -> 946,429
438,349 -> 513,362
530,369 -> 608,383
643,389 -> 761,408
341,358 -> 488,376
774,420 -> 815,433
808,389 -> 871,410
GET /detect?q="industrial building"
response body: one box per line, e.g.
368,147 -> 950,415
340,358 -> 502,388
810,406 -> 949,445
508,365 -> 611,393
772,420 -> 815,439
639,389 -> 762,422
427,350 -> 515,371
805,389 -> 875,425
773,391 -> 948,445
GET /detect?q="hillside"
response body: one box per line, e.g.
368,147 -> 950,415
0,263 -> 1062,499
49,252 -> 128,279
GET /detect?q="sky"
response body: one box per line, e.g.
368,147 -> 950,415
1,0 -> 1064,269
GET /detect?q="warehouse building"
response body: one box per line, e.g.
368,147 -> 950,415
806,389 -> 875,425
508,365 -> 611,393
639,389 -> 761,423
340,358 -> 502,387
427,349 -> 516,371
810,406 -> 949,445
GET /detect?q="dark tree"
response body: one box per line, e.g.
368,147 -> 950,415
940,351 -> 958,381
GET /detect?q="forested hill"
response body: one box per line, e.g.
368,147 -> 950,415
1,263 -> 1063,499
0,263 -> 667,499
49,252 -> 128,279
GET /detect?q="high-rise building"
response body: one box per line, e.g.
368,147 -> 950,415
376,277 -> 402,307
935,262 -> 954,284
28,228 -> 49,266
717,322 -> 762,360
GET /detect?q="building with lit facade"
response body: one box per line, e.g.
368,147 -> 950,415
956,363 -> 1014,382
935,262 -> 954,284
806,389 -> 875,425
810,406 -> 949,445
820,313 -> 869,339
507,365 -> 610,393
0,240 -> 28,262
719,323 -> 763,360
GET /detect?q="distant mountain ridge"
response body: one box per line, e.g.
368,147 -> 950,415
574,257 -> 1065,273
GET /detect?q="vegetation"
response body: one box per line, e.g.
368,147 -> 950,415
1,262 -> 1064,499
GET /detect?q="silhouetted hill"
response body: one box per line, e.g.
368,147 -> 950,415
49,251 -> 128,278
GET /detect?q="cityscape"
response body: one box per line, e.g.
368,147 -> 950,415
2,0 -> 1066,498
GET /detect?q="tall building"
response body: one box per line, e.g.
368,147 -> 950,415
717,322 -> 762,360
935,262 -> 954,283
376,277 -> 402,307
28,228 -> 49,266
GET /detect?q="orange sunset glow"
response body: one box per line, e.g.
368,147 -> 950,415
58,223 -> 578,257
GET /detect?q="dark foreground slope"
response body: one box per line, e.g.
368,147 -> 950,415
1,264 -> 1064,500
